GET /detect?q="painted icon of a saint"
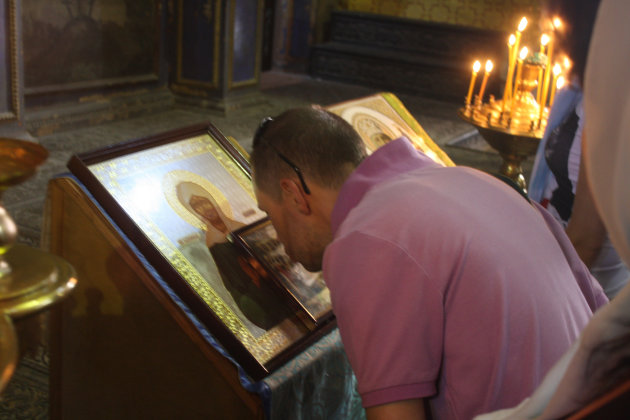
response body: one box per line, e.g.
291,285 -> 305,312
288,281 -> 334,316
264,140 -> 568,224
164,170 -> 290,331
340,106 -> 406,152
176,181 -> 246,247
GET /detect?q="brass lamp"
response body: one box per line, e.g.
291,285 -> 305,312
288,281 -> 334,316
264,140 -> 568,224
459,17 -> 560,193
0,138 -> 77,393
459,59 -> 545,191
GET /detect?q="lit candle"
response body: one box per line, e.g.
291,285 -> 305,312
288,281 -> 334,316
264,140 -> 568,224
556,75 -> 565,90
549,63 -> 562,107
539,34 -> 549,55
509,18 -> 527,93
538,21 -> 558,123
514,16 -> 527,51
477,60 -> 493,105
563,56 -> 571,70
466,60 -> 482,106
503,34 -> 517,107
511,47 -> 528,113
537,34 -> 550,105
513,17 -> 528,63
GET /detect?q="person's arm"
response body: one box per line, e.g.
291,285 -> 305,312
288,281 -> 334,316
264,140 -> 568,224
366,399 -> 426,420
565,133 -> 607,267
324,232 -> 442,417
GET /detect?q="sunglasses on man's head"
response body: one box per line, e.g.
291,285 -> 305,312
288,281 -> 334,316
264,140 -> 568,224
253,117 -> 311,195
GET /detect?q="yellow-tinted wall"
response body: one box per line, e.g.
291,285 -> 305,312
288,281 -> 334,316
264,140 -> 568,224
335,0 -> 542,32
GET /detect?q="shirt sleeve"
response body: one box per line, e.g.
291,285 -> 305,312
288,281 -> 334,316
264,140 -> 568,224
323,231 -> 444,407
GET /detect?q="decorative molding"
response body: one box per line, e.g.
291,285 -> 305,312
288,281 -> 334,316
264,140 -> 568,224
311,49 -> 469,100
24,75 -> 160,96
174,89 -> 267,114
310,11 -> 505,103
1,0 -> 21,122
172,0 -> 262,109
328,11 -> 503,62
24,89 -> 175,137
9,0 -> 19,120
337,0 -> 542,33
176,0 -> 221,89
228,0 -> 262,89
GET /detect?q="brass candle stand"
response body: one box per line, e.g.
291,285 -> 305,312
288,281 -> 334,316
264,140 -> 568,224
459,61 -> 548,192
0,138 -> 77,393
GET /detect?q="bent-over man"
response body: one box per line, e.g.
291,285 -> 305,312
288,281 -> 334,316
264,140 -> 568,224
250,107 -> 607,419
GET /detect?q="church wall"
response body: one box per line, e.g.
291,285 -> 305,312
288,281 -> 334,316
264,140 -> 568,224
21,0 -> 167,108
333,0 -> 542,32
12,0 -> 173,136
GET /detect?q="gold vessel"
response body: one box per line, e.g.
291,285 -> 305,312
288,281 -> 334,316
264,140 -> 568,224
0,138 -> 77,394
460,62 -> 547,191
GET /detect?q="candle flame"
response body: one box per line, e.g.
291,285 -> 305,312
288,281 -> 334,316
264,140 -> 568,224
541,34 -> 550,46
563,56 -> 572,69
473,60 -> 481,72
485,60 -> 493,72
553,17 -> 562,29
518,17 -> 528,32
519,47 -> 528,60
557,75 -> 565,89
509,34 -> 516,46
553,63 -> 562,76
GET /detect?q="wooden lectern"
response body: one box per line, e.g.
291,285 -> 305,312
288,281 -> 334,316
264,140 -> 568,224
44,174 -> 362,420
45,176 -> 266,419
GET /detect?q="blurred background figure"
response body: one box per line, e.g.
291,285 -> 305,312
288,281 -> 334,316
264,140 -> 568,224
528,0 -> 628,300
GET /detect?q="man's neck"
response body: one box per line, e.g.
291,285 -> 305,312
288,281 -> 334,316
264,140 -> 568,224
306,181 -> 343,238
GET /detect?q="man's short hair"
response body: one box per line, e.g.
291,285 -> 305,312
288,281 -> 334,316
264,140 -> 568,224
251,106 -> 367,199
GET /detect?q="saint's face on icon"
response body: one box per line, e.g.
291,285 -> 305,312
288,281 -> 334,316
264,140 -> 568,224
188,194 -> 228,233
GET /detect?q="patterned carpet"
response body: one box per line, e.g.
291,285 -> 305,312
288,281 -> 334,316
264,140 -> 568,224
1,348 -> 49,420
0,71 -> 521,419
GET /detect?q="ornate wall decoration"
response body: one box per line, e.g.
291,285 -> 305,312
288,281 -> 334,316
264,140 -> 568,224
338,0 -> 541,33
22,0 -> 159,91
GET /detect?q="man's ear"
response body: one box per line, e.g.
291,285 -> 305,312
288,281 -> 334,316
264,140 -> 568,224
280,178 -> 311,215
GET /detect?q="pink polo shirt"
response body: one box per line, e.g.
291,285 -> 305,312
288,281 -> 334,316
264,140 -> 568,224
323,138 -> 606,419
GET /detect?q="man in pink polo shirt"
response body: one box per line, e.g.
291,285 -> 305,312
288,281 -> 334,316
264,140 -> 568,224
250,107 -> 606,419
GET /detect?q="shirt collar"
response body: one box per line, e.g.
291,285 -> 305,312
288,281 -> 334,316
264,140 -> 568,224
330,137 -> 440,235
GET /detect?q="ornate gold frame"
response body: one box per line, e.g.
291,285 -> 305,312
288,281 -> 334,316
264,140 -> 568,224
327,92 -> 455,167
67,123 -> 335,381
